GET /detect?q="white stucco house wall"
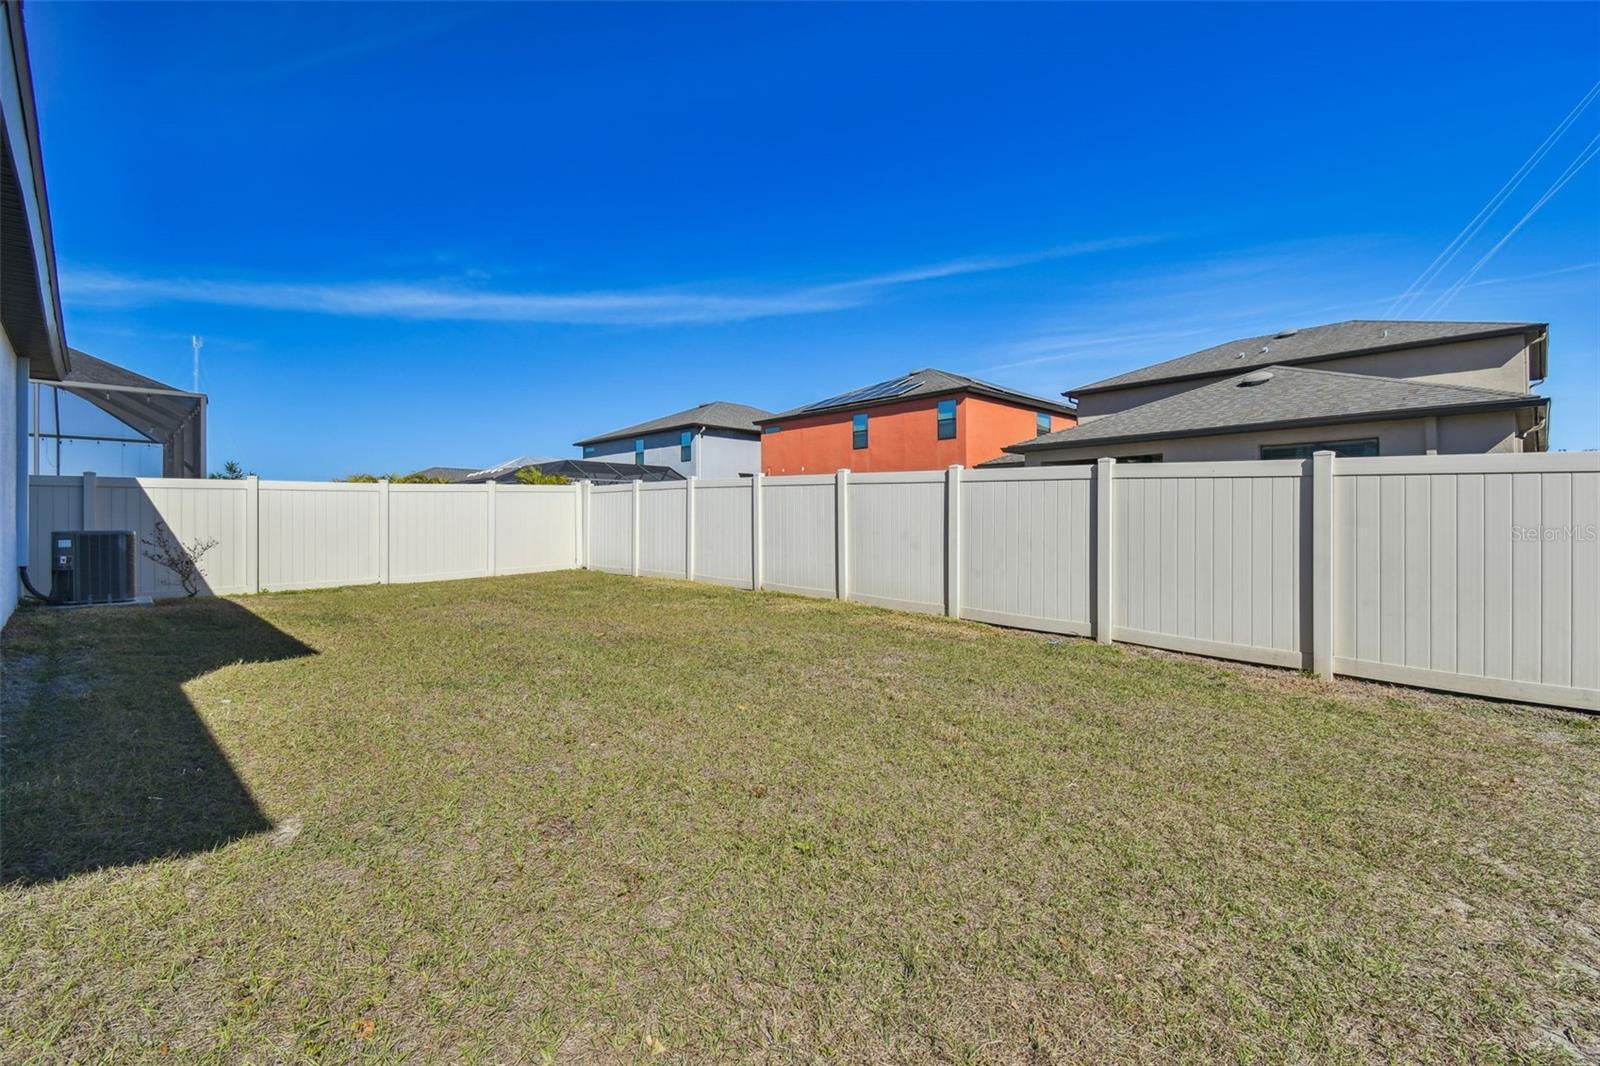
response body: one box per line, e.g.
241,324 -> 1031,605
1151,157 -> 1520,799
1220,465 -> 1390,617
574,401 -> 773,479
3,0 -> 72,629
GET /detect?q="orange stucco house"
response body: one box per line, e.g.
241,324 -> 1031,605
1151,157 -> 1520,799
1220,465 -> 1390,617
757,369 -> 1076,475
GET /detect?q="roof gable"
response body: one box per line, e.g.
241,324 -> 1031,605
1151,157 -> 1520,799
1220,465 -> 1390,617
1071,320 -> 1544,397
1012,364 -> 1545,453
760,368 -> 1075,422
574,401 -> 774,446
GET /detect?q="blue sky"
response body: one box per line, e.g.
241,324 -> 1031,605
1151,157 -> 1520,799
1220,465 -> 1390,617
24,2 -> 1600,479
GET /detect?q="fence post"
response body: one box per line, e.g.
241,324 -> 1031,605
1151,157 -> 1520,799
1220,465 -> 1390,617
485,479 -> 498,576
1311,450 -> 1335,679
751,472 -> 764,591
836,468 -> 850,601
244,475 -> 260,594
685,477 -> 697,581
1094,457 -> 1115,644
945,464 -> 962,617
378,478 -> 391,584
631,479 -> 641,578
581,481 -> 592,568
574,481 -> 587,569
81,470 -> 98,529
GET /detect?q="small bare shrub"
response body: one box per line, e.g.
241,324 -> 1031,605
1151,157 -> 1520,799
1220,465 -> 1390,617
141,521 -> 218,597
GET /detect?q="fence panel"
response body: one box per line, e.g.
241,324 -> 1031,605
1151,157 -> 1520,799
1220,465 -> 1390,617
848,472 -> 945,614
762,475 -> 837,598
1111,462 -> 1307,668
100,477 -> 251,596
639,483 -> 688,579
960,467 -> 1093,635
495,485 -> 579,575
694,479 -> 753,587
587,485 -> 634,574
387,485 -> 489,584
1332,454 -> 1600,709
260,481 -> 380,591
25,476 -> 83,583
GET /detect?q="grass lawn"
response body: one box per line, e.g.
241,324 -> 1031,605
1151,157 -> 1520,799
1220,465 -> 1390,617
2,571 -> 1597,1063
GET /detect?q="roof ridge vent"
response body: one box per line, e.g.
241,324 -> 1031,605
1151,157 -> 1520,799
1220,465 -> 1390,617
1274,328 -> 1298,338
1238,370 -> 1275,387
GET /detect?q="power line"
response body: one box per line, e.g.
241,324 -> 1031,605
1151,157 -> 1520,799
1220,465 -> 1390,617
1424,129 -> 1600,315
1388,80 -> 1600,316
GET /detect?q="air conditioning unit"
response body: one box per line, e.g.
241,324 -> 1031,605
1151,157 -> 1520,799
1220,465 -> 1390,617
49,531 -> 138,605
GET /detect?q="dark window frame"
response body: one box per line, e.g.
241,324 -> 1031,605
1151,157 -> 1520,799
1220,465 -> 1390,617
1043,453 -> 1163,467
852,412 -> 869,450
1036,412 -> 1052,436
634,438 -> 645,464
1259,438 -> 1380,461
680,430 -> 693,463
936,398 -> 957,441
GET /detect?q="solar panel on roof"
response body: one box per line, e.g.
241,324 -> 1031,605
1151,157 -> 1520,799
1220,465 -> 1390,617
800,375 -> 918,413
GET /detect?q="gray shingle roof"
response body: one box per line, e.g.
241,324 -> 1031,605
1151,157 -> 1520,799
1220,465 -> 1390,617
759,368 -> 1075,422
409,466 -> 480,482
974,453 -> 1026,467
574,401 -> 774,446
1009,365 -> 1545,453
1071,320 -> 1545,396
457,459 -> 684,485
62,348 -> 189,393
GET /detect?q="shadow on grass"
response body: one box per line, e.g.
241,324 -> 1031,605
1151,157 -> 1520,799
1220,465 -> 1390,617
0,598 -> 315,886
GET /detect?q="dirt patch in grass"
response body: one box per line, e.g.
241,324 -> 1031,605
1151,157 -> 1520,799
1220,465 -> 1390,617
2,571 -> 1597,1063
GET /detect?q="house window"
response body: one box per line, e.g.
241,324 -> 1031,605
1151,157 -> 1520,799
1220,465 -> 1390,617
852,412 -> 869,450
763,424 -> 781,434
634,438 -> 645,465
1260,438 -> 1379,460
1036,412 -> 1052,436
680,430 -> 693,462
582,444 -> 596,458
936,399 -> 957,440
1043,453 -> 1163,466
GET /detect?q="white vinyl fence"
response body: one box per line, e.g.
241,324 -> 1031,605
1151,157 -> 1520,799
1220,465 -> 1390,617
577,454 -> 1599,711
26,453 -> 1599,710
27,474 -> 579,598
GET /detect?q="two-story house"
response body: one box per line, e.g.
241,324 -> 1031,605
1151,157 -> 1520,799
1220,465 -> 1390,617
1002,321 -> 1550,465
757,369 -> 1076,475
574,401 -> 773,478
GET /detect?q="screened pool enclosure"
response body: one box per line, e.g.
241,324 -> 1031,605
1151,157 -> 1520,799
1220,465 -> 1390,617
28,349 -> 206,478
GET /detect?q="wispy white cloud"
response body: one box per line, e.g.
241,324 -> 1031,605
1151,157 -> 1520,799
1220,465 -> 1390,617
968,243 -> 1597,393
971,240 -> 1377,376
62,236 -> 1161,327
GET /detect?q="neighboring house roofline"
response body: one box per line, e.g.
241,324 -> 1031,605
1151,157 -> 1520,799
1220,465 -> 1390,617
755,368 -> 1075,424
573,400 -> 775,447
1,0 -> 69,381
1008,396 -> 1547,452
1009,364 -> 1548,454
1067,321 -> 1547,398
